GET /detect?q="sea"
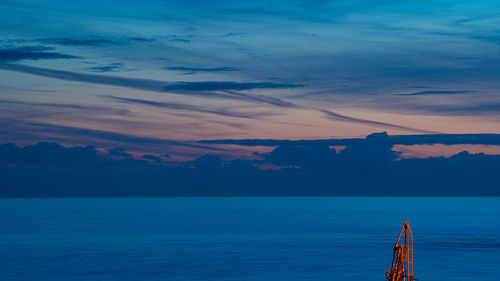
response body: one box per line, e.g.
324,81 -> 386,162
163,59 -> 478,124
0,197 -> 499,281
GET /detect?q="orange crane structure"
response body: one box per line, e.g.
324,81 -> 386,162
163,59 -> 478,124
385,221 -> 415,281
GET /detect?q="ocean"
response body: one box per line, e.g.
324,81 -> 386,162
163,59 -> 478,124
0,197 -> 499,281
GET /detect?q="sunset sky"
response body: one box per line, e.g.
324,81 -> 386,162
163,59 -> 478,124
2,0 -> 500,160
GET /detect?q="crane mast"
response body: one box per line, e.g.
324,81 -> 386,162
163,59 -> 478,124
386,221 -> 414,281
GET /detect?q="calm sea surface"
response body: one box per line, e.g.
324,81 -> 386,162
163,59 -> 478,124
0,197 -> 499,281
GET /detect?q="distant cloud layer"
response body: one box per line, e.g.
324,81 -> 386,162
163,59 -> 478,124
2,138 -> 500,197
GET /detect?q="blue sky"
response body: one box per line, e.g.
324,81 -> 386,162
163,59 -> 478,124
1,0 -> 500,159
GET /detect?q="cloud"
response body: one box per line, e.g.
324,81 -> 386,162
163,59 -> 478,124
0,46 -> 77,62
107,147 -> 132,159
32,122 -> 225,150
395,90 -> 476,96
142,154 -> 163,162
165,66 -> 239,74
264,145 -> 337,170
89,63 -> 123,73
337,141 -> 400,162
223,90 -> 297,107
164,35 -> 193,44
162,81 -> 302,92
0,142 -> 115,166
39,38 -> 118,46
320,109 -> 436,134
260,139 -> 400,171
190,154 -> 222,169
390,102 -> 500,116
2,138 -> 500,197
0,98 -> 129,116
38,37 -> 153,46
0,64 -> 302,98
0,63 -> 302,108
0,118 -> 225,151
200,132 -> 500,147
0,63 -> 170,91
223,32 -> 247,37
169,38 -> 192,43
107,95 -> 264,119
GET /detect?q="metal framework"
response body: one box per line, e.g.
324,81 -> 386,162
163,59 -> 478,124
385,221 -> 414,281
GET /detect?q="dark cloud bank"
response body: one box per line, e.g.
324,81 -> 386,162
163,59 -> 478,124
1,132 -> 500,197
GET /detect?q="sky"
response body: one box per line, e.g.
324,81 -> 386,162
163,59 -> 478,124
1,0 -> 500,160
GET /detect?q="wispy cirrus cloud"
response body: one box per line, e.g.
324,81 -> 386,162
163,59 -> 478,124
38,36 -> 153,46
165,66 -> 239,74
88,63 -> 123,73
395,90 -> 476,96
0,118 -> 224,151
223,32 -> 247,37
0,63 -> 438,136
320,109 -> 437,134
107,95 -> 266,119
0,46 -> 77,62
169,38 -> 192,44
0,63 -> 169,90
222,90 -> 297,108
0,64 -> 300,92
0,98 -> 129,116
162,81 -> 301,92
39,38 -> 118,46
2,0 -> 500,149
387,102 -> 500,116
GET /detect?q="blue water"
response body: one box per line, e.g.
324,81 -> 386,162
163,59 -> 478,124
0,197 -> 499,281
